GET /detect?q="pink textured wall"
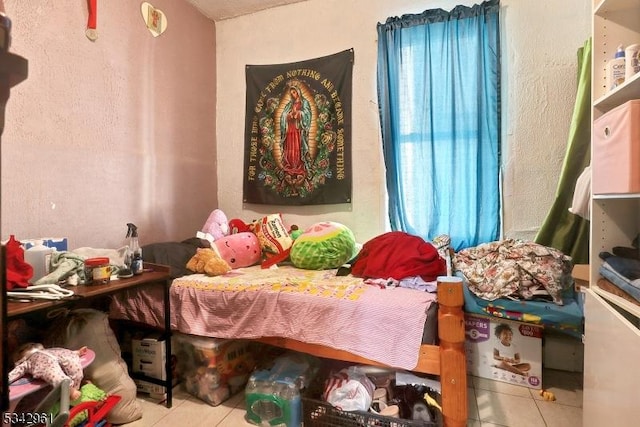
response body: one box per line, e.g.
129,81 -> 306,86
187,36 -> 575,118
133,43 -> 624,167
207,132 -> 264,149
1,0 -> 217,249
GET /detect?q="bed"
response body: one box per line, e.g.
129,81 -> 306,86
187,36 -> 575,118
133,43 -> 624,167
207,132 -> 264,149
109,264 -> 468,427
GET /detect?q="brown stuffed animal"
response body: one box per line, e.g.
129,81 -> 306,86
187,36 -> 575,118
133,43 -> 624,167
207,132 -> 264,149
539,389 -> 556,401
186,248 -> 231,276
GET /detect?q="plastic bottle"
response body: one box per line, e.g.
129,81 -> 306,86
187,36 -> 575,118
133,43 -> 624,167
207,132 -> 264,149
24,240 -> 54,284
607,45 -> 626,91
625,43 -> 640,80
127,223 -> 143,275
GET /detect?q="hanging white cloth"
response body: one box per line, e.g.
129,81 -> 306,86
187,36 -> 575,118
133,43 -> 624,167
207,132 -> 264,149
568,165 -> 591,220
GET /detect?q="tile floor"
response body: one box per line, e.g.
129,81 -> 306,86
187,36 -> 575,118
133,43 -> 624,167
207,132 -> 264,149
121,368 -> 583,427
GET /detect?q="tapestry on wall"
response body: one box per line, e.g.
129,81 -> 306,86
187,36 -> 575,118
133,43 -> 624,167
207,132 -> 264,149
243,49 -> 353,205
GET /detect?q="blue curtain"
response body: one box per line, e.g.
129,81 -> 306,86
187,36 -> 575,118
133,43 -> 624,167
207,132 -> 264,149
377,0 -> 501,251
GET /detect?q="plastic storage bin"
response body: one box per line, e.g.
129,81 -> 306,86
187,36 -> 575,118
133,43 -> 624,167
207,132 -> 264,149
593,99 -> 640,194
173,333 -> 256,406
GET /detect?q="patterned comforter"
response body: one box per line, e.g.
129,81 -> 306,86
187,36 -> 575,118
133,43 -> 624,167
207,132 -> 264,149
454,239 -> 573,305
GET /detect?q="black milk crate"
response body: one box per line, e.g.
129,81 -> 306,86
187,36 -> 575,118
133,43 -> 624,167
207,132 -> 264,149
302,397 -> 438,427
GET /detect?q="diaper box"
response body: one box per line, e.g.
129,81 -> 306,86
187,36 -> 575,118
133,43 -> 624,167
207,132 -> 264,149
464,314 -> 543,389
173,332 -> 256,406
593,99 -> 640,194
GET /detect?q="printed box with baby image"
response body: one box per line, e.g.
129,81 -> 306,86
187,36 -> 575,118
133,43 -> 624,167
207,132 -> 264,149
464,314 -> 543,389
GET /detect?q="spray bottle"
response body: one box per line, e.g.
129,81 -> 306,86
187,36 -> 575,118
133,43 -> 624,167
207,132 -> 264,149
127,223 -> 144,275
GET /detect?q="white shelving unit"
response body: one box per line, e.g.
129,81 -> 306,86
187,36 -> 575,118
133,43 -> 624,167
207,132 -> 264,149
584,1 -> 640,425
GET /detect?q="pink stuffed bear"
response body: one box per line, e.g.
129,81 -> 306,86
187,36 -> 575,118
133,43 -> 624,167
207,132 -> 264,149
201,209 -> 230,241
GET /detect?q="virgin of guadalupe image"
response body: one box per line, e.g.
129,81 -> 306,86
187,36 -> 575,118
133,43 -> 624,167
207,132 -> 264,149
274,82 -> 317,182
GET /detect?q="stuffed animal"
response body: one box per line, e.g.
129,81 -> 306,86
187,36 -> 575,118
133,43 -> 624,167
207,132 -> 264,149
228,218 -> 251,234
213,232 -> 262,269
539,389 -> 556,401
201,209 -> 230,241
186,248 -> 231,276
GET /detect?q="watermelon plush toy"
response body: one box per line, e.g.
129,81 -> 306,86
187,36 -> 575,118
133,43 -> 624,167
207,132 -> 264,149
290,222 -> 357,270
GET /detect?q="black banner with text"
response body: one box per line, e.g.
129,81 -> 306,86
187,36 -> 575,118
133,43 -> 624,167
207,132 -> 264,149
243,49 -> 353,205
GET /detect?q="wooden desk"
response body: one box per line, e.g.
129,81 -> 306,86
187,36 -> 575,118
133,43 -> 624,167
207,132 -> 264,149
6,263 -> 174,408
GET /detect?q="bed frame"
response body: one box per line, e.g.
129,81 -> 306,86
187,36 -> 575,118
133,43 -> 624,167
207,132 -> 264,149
256,276 -> 468,427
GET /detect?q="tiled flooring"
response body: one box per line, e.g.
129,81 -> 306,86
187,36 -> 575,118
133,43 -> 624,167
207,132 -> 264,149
121,368 -> 582,426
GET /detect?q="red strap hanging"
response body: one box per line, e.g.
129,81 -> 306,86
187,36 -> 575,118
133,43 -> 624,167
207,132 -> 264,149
86,0 -> 97,41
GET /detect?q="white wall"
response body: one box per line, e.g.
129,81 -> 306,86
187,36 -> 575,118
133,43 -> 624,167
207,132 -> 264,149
215,0 -> 591,243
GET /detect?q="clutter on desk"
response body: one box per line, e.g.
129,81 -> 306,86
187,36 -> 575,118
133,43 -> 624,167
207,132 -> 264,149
5,233 -> 137,290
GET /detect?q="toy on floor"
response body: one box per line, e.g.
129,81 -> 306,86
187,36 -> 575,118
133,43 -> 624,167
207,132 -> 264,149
539,389 -> 556,401
66,382 -> 122,427
8,343 -> 88,401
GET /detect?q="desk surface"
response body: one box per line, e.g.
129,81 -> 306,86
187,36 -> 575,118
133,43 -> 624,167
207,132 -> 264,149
7,263 -> 171,318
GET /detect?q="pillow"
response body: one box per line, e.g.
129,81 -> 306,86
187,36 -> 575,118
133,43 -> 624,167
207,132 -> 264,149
51,309 -> 142,425
290,222 -> 357,270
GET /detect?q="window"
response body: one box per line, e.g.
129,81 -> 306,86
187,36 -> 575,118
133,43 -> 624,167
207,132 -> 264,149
377,0 -> 501,250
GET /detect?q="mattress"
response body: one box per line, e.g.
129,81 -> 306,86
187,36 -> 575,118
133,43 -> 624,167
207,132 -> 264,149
110,265 -> 439,370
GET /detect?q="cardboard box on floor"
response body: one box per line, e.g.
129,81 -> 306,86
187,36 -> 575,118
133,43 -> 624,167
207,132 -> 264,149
132,332 -> 170,381
465,314 -> 543,389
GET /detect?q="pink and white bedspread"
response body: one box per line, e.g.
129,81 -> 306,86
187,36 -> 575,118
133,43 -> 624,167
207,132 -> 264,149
109,265 -> 437,370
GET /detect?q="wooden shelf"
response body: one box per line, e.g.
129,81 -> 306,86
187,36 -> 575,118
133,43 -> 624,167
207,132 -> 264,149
593,192 -> 640,199
592,280 -> 640,321
593,71 -> 640,112
595,0 -> 640,16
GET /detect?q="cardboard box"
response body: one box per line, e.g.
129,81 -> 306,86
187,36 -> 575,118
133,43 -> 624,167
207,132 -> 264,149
572,264 -> 590,290
132,333 -> 169,381
465,314 -> 543,389
20,237 -> 68,251
134,378 -> 166,395
133,379 -> 169,401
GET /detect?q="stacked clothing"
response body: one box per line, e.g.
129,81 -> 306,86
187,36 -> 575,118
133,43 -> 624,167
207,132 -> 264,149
599,251 -> 640,303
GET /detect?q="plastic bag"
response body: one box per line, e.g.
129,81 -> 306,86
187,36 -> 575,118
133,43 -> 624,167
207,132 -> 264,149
323,366 -> 375,412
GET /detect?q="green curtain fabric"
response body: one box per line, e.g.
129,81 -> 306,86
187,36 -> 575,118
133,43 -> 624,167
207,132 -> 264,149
534,38 -> 591,264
